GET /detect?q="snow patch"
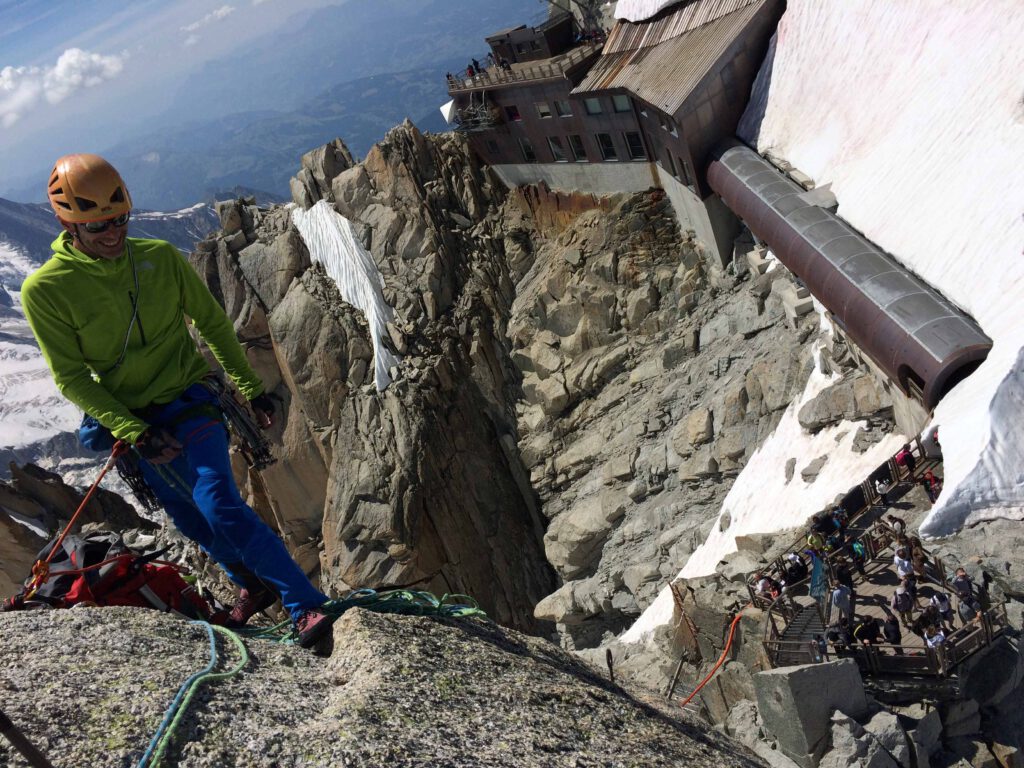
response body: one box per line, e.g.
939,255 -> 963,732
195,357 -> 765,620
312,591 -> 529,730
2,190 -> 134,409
291,200 -> 401,391
622,349 -> 904,643
0,241 -> 80,449
737,0 -> 1024,534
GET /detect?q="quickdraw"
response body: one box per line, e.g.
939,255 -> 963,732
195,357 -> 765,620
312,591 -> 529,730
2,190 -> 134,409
199,374 -> 276,470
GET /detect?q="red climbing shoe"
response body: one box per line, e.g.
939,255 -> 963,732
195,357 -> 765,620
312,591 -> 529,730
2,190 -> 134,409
227,586 -> 278,626
295,608 -> 336,648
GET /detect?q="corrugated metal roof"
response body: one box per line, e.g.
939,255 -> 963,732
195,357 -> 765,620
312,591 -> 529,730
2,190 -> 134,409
573,1 -> 764,113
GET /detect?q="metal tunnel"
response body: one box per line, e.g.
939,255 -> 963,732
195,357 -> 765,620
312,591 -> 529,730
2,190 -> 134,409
706,139 -> 991,411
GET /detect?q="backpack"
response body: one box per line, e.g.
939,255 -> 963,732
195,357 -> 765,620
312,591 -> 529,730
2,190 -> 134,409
3,531 -> 224,622
891,591 -> 911,612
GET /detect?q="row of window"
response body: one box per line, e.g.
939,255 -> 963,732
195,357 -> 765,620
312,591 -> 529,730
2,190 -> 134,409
504,93 -> 632,123
496,131 -> 647,163
487,130 -> 694,188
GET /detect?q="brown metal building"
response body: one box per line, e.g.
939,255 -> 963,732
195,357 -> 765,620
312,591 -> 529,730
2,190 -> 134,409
448,0 -> 781,186
573,0 -> 783,195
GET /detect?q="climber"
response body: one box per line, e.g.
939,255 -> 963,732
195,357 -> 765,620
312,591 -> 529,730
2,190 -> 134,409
20,154 -> 335,648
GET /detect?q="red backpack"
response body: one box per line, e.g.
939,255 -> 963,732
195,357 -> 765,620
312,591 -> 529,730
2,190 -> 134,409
3,531 -> 225,622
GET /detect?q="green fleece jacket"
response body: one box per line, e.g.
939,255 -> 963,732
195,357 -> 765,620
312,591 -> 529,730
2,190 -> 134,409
22,233 -> 263,443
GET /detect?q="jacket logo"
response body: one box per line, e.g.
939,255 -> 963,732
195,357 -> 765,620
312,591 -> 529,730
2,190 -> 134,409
137,261 -> 155,271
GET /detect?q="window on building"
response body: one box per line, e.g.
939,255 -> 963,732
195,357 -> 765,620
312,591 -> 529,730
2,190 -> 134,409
665,150 -> 677,178
530,40 -> 541,51
486,140 -> 500,154
554,100 -> 573,117
516,43 -> 526,54
596,133 -> 617,160
505,105 -> 522,122
679,156 -> 696,190
568,134 -> 587,162
535,102 -> 552,119
548,136 -> 568,162
612,94 -> 631,113
624,132 -> 645,160
584,97 -> 603,115
519,137 -> 537,162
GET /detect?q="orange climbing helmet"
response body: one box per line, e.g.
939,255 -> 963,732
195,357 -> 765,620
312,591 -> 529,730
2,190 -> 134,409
47,153 -> 132,223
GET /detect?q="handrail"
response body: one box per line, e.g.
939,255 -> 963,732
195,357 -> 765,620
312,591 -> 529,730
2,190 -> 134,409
762,543 -> 1010,677
447,44 -> 600,92
747,439 -> 932,597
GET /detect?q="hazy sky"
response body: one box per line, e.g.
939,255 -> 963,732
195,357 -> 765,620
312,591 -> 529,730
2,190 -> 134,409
0,0 -> 343,183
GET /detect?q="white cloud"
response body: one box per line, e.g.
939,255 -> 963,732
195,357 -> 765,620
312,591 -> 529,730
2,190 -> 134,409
0,48 -> 125,128
181,5 -> 236,33
252,0 -> 272,5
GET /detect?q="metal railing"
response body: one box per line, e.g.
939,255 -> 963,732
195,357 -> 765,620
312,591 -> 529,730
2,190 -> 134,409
764,604 -> 1007,678
447,44 -> 600,92
747,437 -> 932,609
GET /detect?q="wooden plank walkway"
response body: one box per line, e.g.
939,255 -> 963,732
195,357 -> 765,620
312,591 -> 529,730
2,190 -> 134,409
754,440 -> 1008,677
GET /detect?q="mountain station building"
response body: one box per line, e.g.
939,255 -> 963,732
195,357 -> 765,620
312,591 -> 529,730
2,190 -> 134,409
441,0 -> 783,265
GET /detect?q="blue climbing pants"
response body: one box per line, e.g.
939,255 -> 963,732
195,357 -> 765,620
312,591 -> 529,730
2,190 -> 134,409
137,383 -> 327,620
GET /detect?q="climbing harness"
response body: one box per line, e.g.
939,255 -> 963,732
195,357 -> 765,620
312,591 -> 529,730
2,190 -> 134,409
199,373 -> 276,470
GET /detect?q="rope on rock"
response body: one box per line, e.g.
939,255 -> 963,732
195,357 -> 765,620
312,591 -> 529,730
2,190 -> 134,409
137,622 -> 249,768
239,588 -> 491,644
136,589 -> 485,765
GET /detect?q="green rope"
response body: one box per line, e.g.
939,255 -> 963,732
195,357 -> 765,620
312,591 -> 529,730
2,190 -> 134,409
234,588 -> 490,644
149,625 -> 250,767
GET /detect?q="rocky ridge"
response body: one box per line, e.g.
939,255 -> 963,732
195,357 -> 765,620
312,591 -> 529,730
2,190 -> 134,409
0,606 -> 766,767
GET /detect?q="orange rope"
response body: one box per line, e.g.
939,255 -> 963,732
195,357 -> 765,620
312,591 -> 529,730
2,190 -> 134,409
679,602 -> 751,709
25,442 -> 129,598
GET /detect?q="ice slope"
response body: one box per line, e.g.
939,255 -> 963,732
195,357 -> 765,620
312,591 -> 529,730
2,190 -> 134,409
291,200 -> 401,391
737,0 -> 1024,535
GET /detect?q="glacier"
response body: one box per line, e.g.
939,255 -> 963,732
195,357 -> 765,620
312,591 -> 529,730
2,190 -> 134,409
0,241 -> 80,450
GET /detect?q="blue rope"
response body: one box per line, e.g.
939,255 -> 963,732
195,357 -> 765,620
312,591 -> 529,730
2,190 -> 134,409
136,621 -> 218,768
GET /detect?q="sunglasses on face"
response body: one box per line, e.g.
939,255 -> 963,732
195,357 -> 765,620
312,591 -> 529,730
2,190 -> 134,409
81,212 -> 131,234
